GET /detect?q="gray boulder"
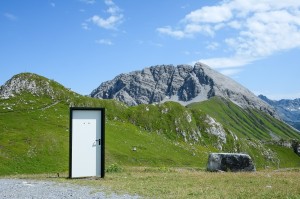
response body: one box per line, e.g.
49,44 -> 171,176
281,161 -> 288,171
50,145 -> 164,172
292,141 -> 300,156
207,153 -> 255,172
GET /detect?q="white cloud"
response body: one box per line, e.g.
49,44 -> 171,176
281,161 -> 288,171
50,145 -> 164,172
157,3 -> 233,38
90,15 -> 122,29
157,0 -> 300,70
184,5 -> 232,24
4,13 -> 17,21
224,10 -> 300,59
228,20 -> 242,29
88,0 -> 123,30
95,39 -> 113,45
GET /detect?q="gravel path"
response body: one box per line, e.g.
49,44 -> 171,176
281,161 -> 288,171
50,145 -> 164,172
0,179 -> 140,199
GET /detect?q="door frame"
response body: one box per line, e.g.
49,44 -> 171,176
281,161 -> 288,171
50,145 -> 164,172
69,107 -> 105,178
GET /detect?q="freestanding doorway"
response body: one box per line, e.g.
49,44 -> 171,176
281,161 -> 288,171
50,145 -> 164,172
69,107 -> 105,178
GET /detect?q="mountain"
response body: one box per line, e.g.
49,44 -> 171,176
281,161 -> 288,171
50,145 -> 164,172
259,95 -> 300,131
91,62 -> 275,117
0,73 -> 300,176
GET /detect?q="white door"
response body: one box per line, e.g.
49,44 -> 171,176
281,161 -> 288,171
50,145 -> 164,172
70,109 -> 104,178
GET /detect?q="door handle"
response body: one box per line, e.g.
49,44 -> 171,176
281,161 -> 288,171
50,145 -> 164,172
95,139 -> 101,145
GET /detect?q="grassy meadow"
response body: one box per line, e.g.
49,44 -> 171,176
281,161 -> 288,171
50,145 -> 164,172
8,167 -> 300,199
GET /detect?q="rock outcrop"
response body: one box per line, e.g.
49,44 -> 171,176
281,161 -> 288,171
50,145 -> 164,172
91,63 -> 275,116
207,153 -> 256,172
0,73 -> 76,101
0,73 -> 55,99
205,115 -> 227,150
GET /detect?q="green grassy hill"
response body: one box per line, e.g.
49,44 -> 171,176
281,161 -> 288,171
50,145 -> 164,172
0,73 -> 299,175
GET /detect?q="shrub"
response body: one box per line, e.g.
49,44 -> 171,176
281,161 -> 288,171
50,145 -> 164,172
106,164 -> 123,173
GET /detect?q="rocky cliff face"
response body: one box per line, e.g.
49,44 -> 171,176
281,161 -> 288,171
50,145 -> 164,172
259,95 -> 300,130
91,62 -> 275,116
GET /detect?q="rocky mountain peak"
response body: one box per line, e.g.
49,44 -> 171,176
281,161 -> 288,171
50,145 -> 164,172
91,62 -> 275,116
259,95 -> 300,130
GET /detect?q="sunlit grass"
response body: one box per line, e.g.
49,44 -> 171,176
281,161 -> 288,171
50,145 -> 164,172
7,167 -> 300,199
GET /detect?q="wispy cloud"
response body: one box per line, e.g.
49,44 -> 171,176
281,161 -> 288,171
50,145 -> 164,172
95,39 -> 113,45
197,56 -> 252,69
183,51 -> 191,55
88,0 -> 123,30
206,42 -> 219,50
149,41 -> 163,47
157,26 -> 186,39
219,68 -> 242,76
50,2 -> 55,7
137,40 -> 163,47
181,4 -> 190,9
157,0 -> 300,70
3,12 -> 17,21
157,24 -> 214,39
81,22 -> 90,30
80,0 -> 96,4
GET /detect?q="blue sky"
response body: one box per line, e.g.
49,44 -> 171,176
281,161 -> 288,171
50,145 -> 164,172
1,0 -> 300,99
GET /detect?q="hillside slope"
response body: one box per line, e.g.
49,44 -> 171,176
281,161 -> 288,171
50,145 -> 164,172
0,73 -> 299,175
0,73 -> 211,174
